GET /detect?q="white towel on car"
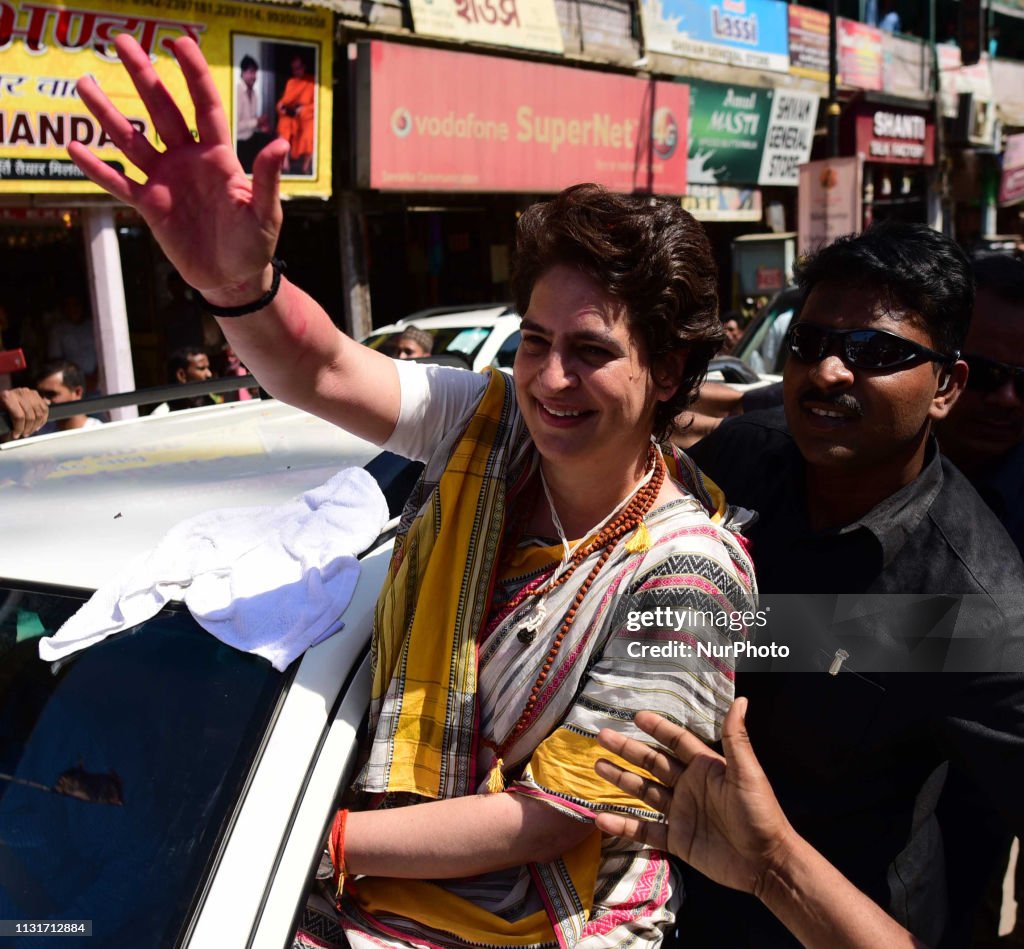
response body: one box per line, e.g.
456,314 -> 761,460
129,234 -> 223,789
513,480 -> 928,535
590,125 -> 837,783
38,467 -> 390,671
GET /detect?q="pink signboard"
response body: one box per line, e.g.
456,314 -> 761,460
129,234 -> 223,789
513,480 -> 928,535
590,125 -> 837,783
798,156 -> 863,255
357,40 -> 689,193
999,133 -> 1024,207
838,18 -> 882,91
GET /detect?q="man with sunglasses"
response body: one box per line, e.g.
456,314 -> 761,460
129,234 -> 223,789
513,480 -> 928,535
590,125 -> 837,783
938,252 -> 1024,559
681,222 -> 1024,948
935,252 -> 1024,946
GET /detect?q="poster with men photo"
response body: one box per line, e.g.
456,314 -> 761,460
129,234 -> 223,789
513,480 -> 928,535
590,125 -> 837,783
232,36 -> 320,178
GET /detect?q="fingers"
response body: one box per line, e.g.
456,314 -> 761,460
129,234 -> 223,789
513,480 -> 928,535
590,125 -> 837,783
0,388 -> 49,439
74,74 -> 162,169
67,141 -> 141,206
251,139 -> 290,227
720,697 -> 764,780
172,37 -> 231,146
595,758 -> 673,814
595,811 -> 668,850
114,34 -> 193,147
633,710 -> 724,768
596,726 -> 684,788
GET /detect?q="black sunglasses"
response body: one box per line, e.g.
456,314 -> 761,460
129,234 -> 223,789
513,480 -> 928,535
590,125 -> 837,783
786,323 -> 958,371
964,353 -> 1024,397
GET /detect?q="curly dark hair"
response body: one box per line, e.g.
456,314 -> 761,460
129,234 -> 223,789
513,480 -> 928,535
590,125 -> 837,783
793,221 -> 974,356
511,183 -> 722,440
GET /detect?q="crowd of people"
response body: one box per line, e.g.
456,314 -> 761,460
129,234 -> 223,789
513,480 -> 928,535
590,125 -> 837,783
1,27 -> 1019,949
0,340 -> 259,442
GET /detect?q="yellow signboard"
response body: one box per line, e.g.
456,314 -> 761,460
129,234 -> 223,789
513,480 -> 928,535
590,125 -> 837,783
408,0 -> 563,54
0,0 -> 333,196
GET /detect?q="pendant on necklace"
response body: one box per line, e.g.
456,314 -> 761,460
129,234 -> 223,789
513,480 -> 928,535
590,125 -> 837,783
516,599 -> 546,644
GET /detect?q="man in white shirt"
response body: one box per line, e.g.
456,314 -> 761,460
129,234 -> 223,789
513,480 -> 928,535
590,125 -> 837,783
236,55 -> 269,172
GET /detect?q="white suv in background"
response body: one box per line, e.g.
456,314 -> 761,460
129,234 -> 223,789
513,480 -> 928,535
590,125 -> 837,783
361,304 -> 521,372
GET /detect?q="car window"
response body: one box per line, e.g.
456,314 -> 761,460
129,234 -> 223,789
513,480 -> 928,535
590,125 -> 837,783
364,327 -> 492,364
492,330 -> 521,370
734,290 -> 801,376
0,587 -> 286,948
446,327 -> 490,355
742,308 -> 794,375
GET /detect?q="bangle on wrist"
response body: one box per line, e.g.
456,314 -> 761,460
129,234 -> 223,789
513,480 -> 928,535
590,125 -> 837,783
328,808 -> 349,908
197,258 -> 286,317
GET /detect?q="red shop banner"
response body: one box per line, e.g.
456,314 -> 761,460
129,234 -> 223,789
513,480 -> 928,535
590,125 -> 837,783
855,105 -> 935,166
356,40 -> 689,194
838,18 -> 882,91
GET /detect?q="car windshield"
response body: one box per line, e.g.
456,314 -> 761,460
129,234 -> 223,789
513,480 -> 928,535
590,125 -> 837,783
0,586 -> 285,948
733,289 -> 802,376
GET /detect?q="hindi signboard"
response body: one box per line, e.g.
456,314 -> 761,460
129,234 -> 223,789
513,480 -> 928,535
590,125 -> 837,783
0,0 -> 333,196
408,0 -> 564,53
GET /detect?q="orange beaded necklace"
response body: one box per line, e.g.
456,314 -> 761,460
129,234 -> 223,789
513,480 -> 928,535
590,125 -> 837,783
481,442 -> 665,792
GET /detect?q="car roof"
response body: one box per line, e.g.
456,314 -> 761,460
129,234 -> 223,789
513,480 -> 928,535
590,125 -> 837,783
0,399 -> 379,590
368,305 -> 517,335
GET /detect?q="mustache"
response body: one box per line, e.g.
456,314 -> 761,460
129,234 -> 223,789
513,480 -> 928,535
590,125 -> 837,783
798,390 -> 863,417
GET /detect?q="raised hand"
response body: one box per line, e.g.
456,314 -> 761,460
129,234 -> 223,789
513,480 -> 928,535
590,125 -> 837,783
68,34 -> 291,300
593,700 -> 795,897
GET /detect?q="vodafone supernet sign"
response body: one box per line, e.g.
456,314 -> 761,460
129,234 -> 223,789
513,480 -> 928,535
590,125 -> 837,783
392,106 -> 641,156
364,40 -> 688,193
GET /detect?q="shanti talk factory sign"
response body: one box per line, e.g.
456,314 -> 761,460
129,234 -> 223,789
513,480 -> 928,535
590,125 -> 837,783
0,0 -> 333,196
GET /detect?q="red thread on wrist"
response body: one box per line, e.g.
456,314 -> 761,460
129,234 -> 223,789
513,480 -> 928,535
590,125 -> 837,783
328,808 -> 349,909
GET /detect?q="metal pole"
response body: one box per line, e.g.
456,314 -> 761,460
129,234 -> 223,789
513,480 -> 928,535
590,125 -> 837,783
82,207 -> 137,422
928,0 -> 945,231
828,0 -> 840,158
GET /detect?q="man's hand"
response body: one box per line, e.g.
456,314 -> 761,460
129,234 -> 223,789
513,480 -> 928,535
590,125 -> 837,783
68,35 -> 290,305
0,387 -> 49,441
593,700 -> 795,898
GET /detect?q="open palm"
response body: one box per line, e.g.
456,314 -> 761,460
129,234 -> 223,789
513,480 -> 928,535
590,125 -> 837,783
68,35 -> 289,296
594,701 -> 795,896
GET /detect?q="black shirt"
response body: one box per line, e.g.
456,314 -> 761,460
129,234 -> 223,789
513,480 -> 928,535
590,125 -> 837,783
678,408 -> 1024,947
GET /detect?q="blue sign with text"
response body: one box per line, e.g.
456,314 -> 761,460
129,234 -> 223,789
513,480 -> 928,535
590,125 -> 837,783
640,0 -> 790,72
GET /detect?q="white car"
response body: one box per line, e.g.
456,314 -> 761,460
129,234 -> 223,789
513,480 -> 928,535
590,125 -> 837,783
0,397 -> 419,948
361,304 -> 521,372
